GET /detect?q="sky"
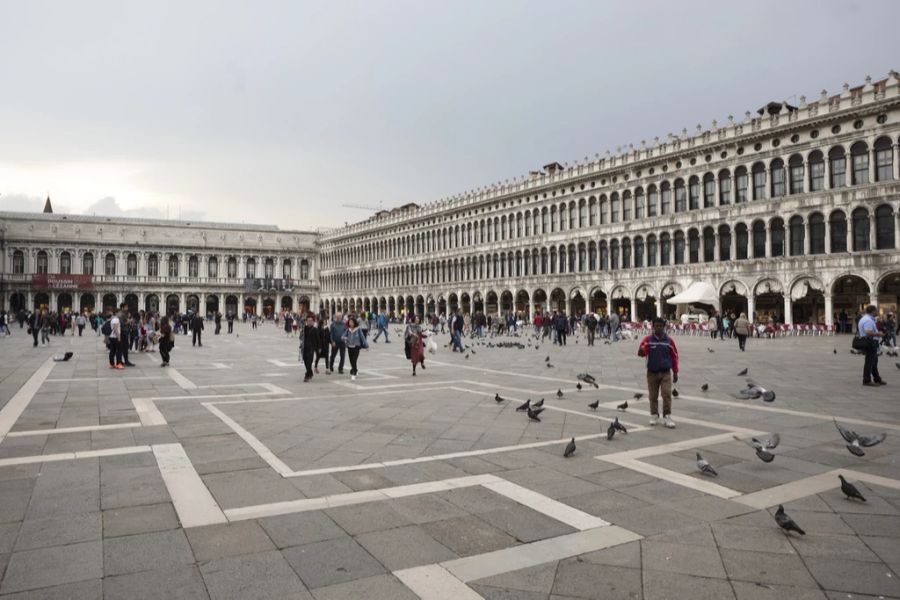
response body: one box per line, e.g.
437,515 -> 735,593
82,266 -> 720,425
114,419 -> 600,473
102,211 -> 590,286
1,0 -> 898,230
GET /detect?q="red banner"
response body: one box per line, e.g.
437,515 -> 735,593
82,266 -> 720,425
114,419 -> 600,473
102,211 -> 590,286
31,273 -> 93,290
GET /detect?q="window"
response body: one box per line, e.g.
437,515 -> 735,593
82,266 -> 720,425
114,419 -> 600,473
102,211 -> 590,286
610,194 -> 620,223
771,159 -> 786,197
542,209 -> 550,232
876,205 -> 895,249
809,151 -> 825,191
246,259 -> 256,278
168,255 -> 179,277
875,138 -> 893,181
789,217 -> 804,256
703,175 -> 715,208
851,142 -> 869,184
148,254 -> 159,277
228,258 -> 237,278
673,232 -> 685,264
751,222 -> 766,258
621,240 -> 630,269
661,183 -> 672,214
718,226 -> 731,260
572,203 -> 579,229
189,256 -> 199,278
283,259 -> 291,279
770,218 -> 785,257
719,172 -> 731,205
660,233 -> 671,265
735,224 -> 749,260
589,200 -> 597,226
809,214 -> 825,254
688,230 -> 699,263
634,237 -> 644,267
635,189 -> 645,219
688,178 -> 700,210
622,193 -> 631,221
127,253 -> 137,277
703,228 -> 715,261
674,180 -> 686,212
559,206 -> 567,231
208,257 -> 218,278
829,148 -> 846,187
599,243 -> 608,270
104,253 -> 116,276
830,211 -> 848,253
60,252 -> 71,274
36,251 -> 48,274
647,186 -> 658,216
12,250 -> 24,274
609,240 -> 619,270
852,208 -> 870,251
752,164 -> 766,200
647,235 -> 657,266
735,167 -> 749,203
789,156 -> 804,194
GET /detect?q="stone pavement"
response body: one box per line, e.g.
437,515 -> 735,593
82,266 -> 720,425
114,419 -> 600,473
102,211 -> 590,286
0,321 -> 898,599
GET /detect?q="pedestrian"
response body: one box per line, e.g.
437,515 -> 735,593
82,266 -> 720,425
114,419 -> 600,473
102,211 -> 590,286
300,313 -> 321,382
883,312 -> 896,348
609,311 -> 620,342
328,312 -> 347,374
733,312 -> 751,351
40,310 -> 52,346
585,312 -> 597,346
373,311 -> 390,343
315,318 -> 329,373
708,313 -> 718,340
405,314 -> 426,376
451,310 -> 464,352
857,305 -> 886,387
106,311 -> 123,369
555,311 -> 568,346
284,313 -> 293,337
75,312 -> 86,336
341,316 -> 368,381
191,311 -> 204,347
0,310 -> 9,337
637,317 -> 679,428
159,316 -> 173,367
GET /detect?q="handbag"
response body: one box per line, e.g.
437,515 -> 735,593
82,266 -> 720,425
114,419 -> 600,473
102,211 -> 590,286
851,335 -> 870,351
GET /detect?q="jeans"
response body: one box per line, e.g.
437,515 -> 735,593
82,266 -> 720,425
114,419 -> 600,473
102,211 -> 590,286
347,347 -> 360,375
41,328 -> 50,344
647,371 -> 673,417
160,340 -> 171,364
557,330 -> 566,345
586,329 -> 595,346
737,334 -> 747,351
373,326 -> 390,342
451,331 -> 464,352
329,342 -> 346,372
863,340 -> 882,383
193,329 -> 202,346
108,338 -> 123,365
78,325 -> 84,336
303,351 -> 315,378
228,321 -> 233,333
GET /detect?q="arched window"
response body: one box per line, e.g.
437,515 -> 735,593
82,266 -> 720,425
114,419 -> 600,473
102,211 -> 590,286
718,225 -> 731,260
542,208 -> 550,232
12,250 -> 24,274
688,176 -> 700,210
808,150 -> 825,191
168,255 -> 179,277
635,189 -> 645,219
735,166 -> 749,203
577,244 -> 585,271
599,198 -> 607,225
283,259 -> 292,279
674,179 -> 686,212
622,191 -> 632,221
661,182 -> 672,214
588,242 -> 597,270
875,205 -> 895,249
599,242 -> 608,270
735,224 -> 749,260
246,258 -> 256,278
36,251 -> 48,274
559,205 -> 567,231
647,235 -> 658,266
633,236 -> 644,268
227,257 -> 237,278
875,137 -> 893,181
703,173 -> 715,208
770,158 -> 786,197
850,141 -> 869,185
753,221 -> 768,258
829,211 -> 847,253
673,231 -> 685,264
575,201 -> 583,229
647,185 -> 658,216
809,213 -> 825,254
609,240 -> 619,270
610,193 -> 620,223
60,251 -> 71,274
718,170 -> 732,205
787,217 -> 804,256
148,254 -> 159,277
621,239 -> 631,269
568,245 -> 576,273
688,229 -> 700,263
852,208 -> 870,251
188,255 -> 199,278
770,217 -> 785,257
829,147 -> 846,188
208,256 -> 218,278
789,155 -> 804,194
104,252 -> 116,276
660,233 -> 671,266
702,227 -> 715,262
752,163 -> 767,200
127,253 -> 137,277
588,199 -> 597,226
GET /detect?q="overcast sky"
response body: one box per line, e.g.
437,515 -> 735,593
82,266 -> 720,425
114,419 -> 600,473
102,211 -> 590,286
1,0 -> 898,230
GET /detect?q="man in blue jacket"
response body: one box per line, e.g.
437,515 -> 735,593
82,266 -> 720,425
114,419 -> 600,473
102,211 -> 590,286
373,311 -> 390,343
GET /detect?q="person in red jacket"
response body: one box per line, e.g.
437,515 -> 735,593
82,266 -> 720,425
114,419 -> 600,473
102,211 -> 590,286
637,317 -> 679,428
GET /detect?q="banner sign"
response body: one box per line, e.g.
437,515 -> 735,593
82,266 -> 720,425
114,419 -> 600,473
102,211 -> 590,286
244,277 -> 293,293
31,273 -> 93,290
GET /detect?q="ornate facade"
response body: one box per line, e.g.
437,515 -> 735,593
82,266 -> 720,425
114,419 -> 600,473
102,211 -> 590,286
0,212 -> 318,316
318,73 -> 900,326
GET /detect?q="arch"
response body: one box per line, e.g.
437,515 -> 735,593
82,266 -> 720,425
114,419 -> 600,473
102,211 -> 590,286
875,204 -> 895,249
57,292 -> 73,314
485,291 -> 498,315
186,294 -> 200,313
515,289 -> 530,316
262,297 -> 276,318
102,293 -> 118,313
205,295 -> 219,315
281,296 -> 293,311
876,271 -> 900,306
832,274 -> 871,327
124,293 -> 138,316
753,278 -> 784,322
244,296 -> 257,315
851,207 -> 871,251
634,284 -> 657,320
415,294 -> 425,317
79,293 -> 95,314
532,288 -> 547,314
589,287 -> 607,314
34,292 -> 49,311
549,288 -> 566,313
499,290 -> 514,314
10,292 -> 26,312
144,294 -> 159,313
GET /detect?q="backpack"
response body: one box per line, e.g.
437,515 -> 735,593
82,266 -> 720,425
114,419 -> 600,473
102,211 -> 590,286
101,320 -> 112,336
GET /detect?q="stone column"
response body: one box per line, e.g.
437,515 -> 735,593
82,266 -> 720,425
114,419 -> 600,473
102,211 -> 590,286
200,296 -> 207,317
803,220 -> 811,255
630,298 -> 638,323
824,221 -> 831,254
867,143 -> 876,184
714,176 -> 721,206
27,292 -> 33,310
180,292 -> 186,313
824,155 -> 832,190
747,295 -> 756,322
784,295 -> 793,325
730,231 -> 737,261
824,294 -> 834,327
869,215 -> 876,250
49,291 -> 57,312
765,223 -> 772,258
713,233 -> 721,261
870,292 -> 879,309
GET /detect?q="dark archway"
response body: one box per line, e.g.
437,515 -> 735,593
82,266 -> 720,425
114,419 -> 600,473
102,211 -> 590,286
34,292 -> 49,311
549,288 -> 566,313
206,295 -> 220,315
499,290 -> 513,315
10,292 -> 26,313
186,294 -> 200,313
124,294 -> 138,316
485,291 -> 498,315
570,290 -> 586,316
80,293 -> 95,314
145,294 -> 159,314
262,298 -> 276,318
281,296 -> 293,311
102,293 -> 117,313
166,294 -> 180,316
460,293 -> 471,315
515,290 -> 530,317
532,289 -> 547,315
590,289 -> 607,314
244,296 -> 257,315
57,292 -> 73,314
832,275 -> 870,330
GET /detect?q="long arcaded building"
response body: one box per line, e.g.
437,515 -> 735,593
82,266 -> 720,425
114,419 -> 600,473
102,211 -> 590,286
317,72 -> 900,326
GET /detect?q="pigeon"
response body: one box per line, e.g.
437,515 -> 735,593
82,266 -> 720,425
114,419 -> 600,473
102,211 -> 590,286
613,417 -> 628,434
734,434 -> 777,462
774,504 -> 805,535
588,399 -> 600,410
576,383 -> 582,391
737,368 -> 748,376
617,401 -> 628,411
707,347 -> 715,353
52,352 -> 74,362
896,362 -> 900,369
546,363 -> 554,369
838,474 -> 866,501
604,340 -> 611,345
556,389 -> 564,398
494,393 -> 506,403
564,437 -> 576,457
736,381 -> 776,402
672,388 -> 679,398
533,398 -> 545,408
607,421 -> 616,440
633,393 -> 644,400
471,349 -> 476,355
545,356 -> 550,362
465,354 -> 469,359
576,373 -> 600,388
696,452 -> 718,476
515,398 -> 531,412
833,348 -> 837,354
527,406 -> 544,422
701,383 -> 709,392
833,419 -> 886,457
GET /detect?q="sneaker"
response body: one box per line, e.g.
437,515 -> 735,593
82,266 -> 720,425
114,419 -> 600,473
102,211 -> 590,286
115,364 -> 125,370
351,375 -> 356,381
338,370 -> 344,375
877,380 -> 887,386
664,416 -> 676,428
649,415 -> 659,426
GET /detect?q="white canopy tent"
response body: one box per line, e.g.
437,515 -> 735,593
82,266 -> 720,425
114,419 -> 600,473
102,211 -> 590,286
666,282 -> 719,305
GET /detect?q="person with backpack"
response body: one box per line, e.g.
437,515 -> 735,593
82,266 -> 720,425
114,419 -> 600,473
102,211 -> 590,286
638,317 -> 679,428
341,316 -> 368,381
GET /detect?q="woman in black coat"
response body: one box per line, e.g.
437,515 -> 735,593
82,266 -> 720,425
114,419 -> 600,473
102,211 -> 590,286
301,314 -> 322,382
314,318 -> 330,375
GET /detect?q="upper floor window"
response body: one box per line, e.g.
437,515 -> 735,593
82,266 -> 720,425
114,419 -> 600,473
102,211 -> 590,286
300,259 -> 310,280
752,164 -> 766,200
809,151 -> 825,191
674,180 -> 686,212
611,194 -> 620,223
246,258 -> 256,278
719,172 -> 732,205
851,142 -> 869,185
829,148 -> 846,188
127,253 -> 137,277
703,175 -> 715,208
789,156 -> 804,194
104,252 -> 116,276
60,251 -> 71,274
36,251 -> 48,274
634,190 -> 645,219
188,255 -> 199,278
12,250 -> 24,274
771,159 -> 786,197
875,137 -> 893,181
227,257 -> 237,278
208,257 -> 218,278
264,259 -> 274,278
647,187 -> 658,217
168,255 -> 179,277
622,193 -> 631,221
148,254 -> 159,277
735,167 -> 749,203
83,252 -> 94,275
283,259 -> 292,279
688,178 -> 700,210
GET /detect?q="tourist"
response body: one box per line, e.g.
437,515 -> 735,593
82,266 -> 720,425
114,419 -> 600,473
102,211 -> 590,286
733,312 -> 751,351
341,316 -> 368,381
858,305 -> 885,387
328,312 -> 347,374
708,313 -> 718,340
214,311 -> 222,335
585,312 -> 597,346
40,310 -> 52,346
75,312 -> 86,336
284,312 -> 293,337
0,310 -> 8,337
373,311 -> 390,343
315,318 -> 329,373
555,310 -> 568,346
637,317 -> 679,428
451,310 -> 464,352
404,314 -> 426,376
191,311 -> 204,347
301,313 -> 321,382
883,312 -> 896,348
107,311 -> 123,369
226,311 -> 234,334
159,316 -> 173,367
609,310 -> 620,342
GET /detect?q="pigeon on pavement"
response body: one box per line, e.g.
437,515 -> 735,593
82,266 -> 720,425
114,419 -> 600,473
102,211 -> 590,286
707,347 -> 715,353
527,406 -> 544,422
576,373 -> 600,388
838,474 -> 866,501
617,401 -> 628,411
696,452 -> 718,476
672,388 -> 679,397
613,417 -> 628,434
533,398 -> 545,408
564,438 -> 576,457
734,434 -> 777,462
494,393 -> 505,403
774,505 -> 805,535
588,399 -> 600,410
834,419 -> 886,457
633,393 -> 644,400
607,421 -> 616,440
701,383 -> 709,392
556,389 -> 564,398
515,398 -> 531,412
737,368 -> 748,376
52,352 -> 74,362
576,383 -> 582,391
545,356 -> 550,362
546,363 -> 555,369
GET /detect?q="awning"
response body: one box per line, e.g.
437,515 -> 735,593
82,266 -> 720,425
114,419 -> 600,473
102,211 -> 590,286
667,282 -> 718,305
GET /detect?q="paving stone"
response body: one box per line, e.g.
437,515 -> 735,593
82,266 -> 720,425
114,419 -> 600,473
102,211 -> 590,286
471,560 -> 558,594
423,515 -> 520,557
201,550 -> 313,600
310,574 -> 419,600
478,505 -> 577,543
354,524 -> 456,570
436,486 -> 522,514
103,529 -> 195,576
788,532 -> 882,562
841,512 -> 900,537
104,565 -> 210,600
282,536 -> 386,589
730,581 -> 827,600
720,548 -> 818,588
202,468 -> 304,509
14,511 -> 101,551
642,571 -> 736,599
578,540 -> 642,569
330,469 -> 396,492
259,511 -> 347,549
324,501 -> 411,535
0,579 -> 103,600
641,539 -> 727,578
470,585 -> 550,600
711,521 -> 796,554
1,541 -> 102,594
0,522 -> 20,554
186,521 -> 276,562
387,493 -> 470,524
602,504 -> 705,537
103,503 -> 180,537
551,559 -> 643,599
804,556 -> 900,597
